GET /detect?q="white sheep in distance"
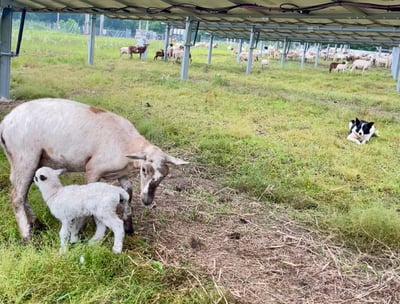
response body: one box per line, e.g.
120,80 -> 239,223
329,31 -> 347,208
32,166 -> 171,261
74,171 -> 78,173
350,59 -> 372,74
34,166 -> 130,254
0,98 -> 188,243
119,46 -> 130,57
260,59 -> 269,69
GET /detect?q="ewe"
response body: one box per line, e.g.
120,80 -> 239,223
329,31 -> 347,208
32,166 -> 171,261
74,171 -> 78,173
0,98 -> 188,243
350,59 -> 372,74
34,167 -> 130,254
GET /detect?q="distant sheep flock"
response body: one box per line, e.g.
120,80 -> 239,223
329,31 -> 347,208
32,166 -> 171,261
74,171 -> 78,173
119,41 -> 392,74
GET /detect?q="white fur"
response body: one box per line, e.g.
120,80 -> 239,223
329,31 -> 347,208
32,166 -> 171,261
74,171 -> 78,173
0,98 -> 188,243
350,59 -> 372,74
119,46 -> 130,57
261,59 -> 269,69
34,167 -> 130,254
346,120 -> 378,144
335,61 -> 348,72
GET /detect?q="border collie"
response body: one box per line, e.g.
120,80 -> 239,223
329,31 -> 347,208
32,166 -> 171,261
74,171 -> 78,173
347,117 -> 378,144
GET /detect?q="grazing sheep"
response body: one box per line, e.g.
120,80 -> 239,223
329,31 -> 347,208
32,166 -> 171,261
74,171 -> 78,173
128,44 -> 149,59
238,51 -> 258,63
173,48 -> 192,64
34,167 -> 130,253
335,61 -> 348,72
120,45 -> 149,59
154,49 -> 164,60
350,59 -> 372,74
0,98 -> 188,243
260,59 -> 269,69
329,62 -> 343,73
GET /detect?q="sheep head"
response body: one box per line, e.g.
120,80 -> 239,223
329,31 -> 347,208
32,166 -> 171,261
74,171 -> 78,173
126,147 -> 188,206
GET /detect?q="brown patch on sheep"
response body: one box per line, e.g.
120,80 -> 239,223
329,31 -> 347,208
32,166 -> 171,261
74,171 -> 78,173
89,106 -> 106,114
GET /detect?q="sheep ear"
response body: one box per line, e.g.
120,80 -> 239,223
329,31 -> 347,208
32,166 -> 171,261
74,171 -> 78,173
126,152 -> 147,160
55,168 -> 67,176
165,155 -> 189,166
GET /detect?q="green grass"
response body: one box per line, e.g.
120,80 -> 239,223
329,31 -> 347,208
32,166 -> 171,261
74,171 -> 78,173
1,25 -> 400,301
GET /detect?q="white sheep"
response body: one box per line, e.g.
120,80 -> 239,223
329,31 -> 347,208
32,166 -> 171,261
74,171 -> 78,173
119,46 -> 130,57
260,59 -> 269,69
0,98 -> 188,243
238,51 -> 258,63
335,61 -> 348,72
166,44 -> 174,58
173,48 -> 192,64
350,59 -> 372,74
34,167 -> 130,253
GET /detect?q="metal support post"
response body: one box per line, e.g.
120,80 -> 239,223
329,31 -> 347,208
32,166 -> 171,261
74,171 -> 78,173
0,8 -> 12,99
246,26 -> 258,74
163,23 -> 171,61
314,43 -> 321,67
207,35 -> 214,65
236,39 -> 243,63
181,16 -> 195,80
87,14 -> 96,65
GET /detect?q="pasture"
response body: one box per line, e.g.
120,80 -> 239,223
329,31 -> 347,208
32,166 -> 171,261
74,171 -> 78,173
0,27 -> 400,303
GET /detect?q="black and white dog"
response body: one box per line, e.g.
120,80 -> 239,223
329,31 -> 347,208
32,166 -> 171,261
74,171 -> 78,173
347,117 -> 378,144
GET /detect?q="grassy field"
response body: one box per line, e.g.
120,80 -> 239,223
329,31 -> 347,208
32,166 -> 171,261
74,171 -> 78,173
1,26 -> 400,302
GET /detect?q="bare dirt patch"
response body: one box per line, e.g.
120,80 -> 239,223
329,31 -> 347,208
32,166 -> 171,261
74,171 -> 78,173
134,166 -> 400,304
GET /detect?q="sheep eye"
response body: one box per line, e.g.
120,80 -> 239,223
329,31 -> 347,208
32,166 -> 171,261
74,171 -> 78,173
39,175 -> 47,181
142,167 -> 146,174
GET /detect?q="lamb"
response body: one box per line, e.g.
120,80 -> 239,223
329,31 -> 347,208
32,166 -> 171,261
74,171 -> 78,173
154,49 -> 164,60
34,167 -> 130,254
329,62 -> 342,73
260,59 -> 269,69
0,98 -> 188,243
335,61 -> 348,72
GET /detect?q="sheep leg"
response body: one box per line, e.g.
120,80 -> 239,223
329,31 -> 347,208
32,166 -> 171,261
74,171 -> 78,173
59,221 -> 71,254
118,177 -> 134,235
89,217 -> 107,244
85,168 -> 133,235
101,216 -> 124,254
69,217 -> 86,243
9,161 -> 42,243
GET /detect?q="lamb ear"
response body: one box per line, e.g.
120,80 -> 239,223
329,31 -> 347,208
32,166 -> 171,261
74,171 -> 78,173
126,152 -> 147,160
165,155 -> 189,165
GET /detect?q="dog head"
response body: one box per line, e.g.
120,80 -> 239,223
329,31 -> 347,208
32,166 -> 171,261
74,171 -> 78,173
349,117 -> 375,139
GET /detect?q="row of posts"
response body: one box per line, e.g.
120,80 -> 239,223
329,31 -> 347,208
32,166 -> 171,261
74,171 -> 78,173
1,11 -> 400,98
